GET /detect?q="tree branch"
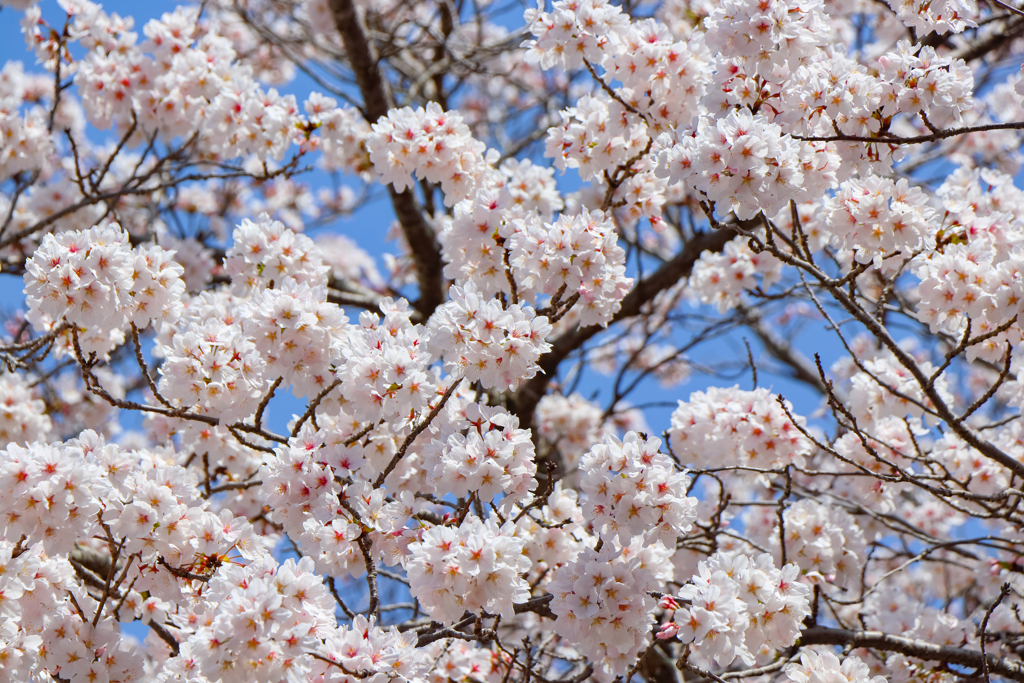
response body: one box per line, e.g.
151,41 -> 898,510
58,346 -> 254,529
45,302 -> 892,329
512,227 -> 737,430
328,0 -> 446,318
799,626 -> 1024,681
737,305 -> 826,393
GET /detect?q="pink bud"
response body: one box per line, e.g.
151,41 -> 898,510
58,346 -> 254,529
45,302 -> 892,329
656,622 -> 680,640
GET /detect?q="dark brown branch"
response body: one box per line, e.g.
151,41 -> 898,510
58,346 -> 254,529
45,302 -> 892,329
374,377 -> 462,488
954,16 -> 1024,62
328,0 -> 445,318
416,615 -> 478,647
149,620 -> 181,657
291,379 -> 341,436
799,626 -> 1024,681
512,227 -> 737,430
130,323 -> 174,409
737,305 -> 826,393
157,556 -> 212,583
792,121 -> 1024,145
356,533 -> 379,619
325,575 -> 357,620
981,584 -> 1013,683
207,479 -> 263,494
254,377 -> 282,432
512,593 -> 555,620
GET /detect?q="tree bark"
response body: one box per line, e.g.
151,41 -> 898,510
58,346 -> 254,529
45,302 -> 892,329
328,0 -> 446,318
511,227 -> 737,430
800,626 -> 1024,682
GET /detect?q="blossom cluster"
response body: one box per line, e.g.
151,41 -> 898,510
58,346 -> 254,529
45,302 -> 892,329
939,166 -> 1024,254
774,40 -> 975,173
23,222 -> 190,360
225,213 -> 330,293
497,158 -> 564,218
863,587 -> 969,645
658,108 -> 841,220
423,402 -> 537,509
337,299 -> 436,424
0,177 -> 103,257
305,93 -> 373,176
153,215 -> 356,418
40,606 -> 144,683
699,0 -> 830,136
881,0 -> 977,35
505,208 -> 633,325
549,542 -> 669,676
159,310 -> 266,422
543,92 -> 648,183
0,436 -> 112,555
913,239 -> 1024,343
259,423 -> 375,579
668,386 -> 813,469
535,393 -> 611,465
877,42 -> 974,125
103,445 -> 265,582
604,20 -> 711,128
163,419 -> 259,494
784,652 -> 886,683
0,89 -> 51,182
0,373 -> 51,448
129,243 -> 187,328
0,539 -> 76,683
661,552 -> 811,665
704,0 -> 828,71
522,0 -> 628,71
896,167 -> 1024,366
422,639 -> 506,683
23,224 -> 134,351
524,0 -> 711,131
0,430 -> 272,682
159,41 -> 301,162
824,176 -> 935,270
778,49 -> 886,144
244,281 -> 347,398
406,515 -> 531,624
315,615 -> 431,683
930,430 -> 1018,496
688,235 -> 782,312
315,232 -> 385,290
174,556 -> 336,683
578,432 -> 697,546
515,481 -> 590,574
440,158 -> 563,298
258,423 -> 344,541
430,282 -> 552,390
779,499 -> 866,588
62,3 -> 306,160
366,102 -> 489,205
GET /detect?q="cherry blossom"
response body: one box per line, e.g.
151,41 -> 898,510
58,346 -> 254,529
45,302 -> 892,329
0,0 -> 1022,682
406,514 -> 531,624
578,431 -> 697,546
668,386 -> 813,469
